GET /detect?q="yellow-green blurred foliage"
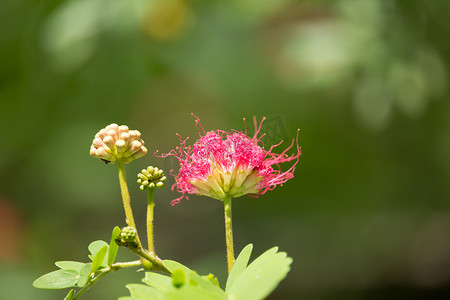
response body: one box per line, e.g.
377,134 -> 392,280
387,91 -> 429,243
1,0 -> 449,299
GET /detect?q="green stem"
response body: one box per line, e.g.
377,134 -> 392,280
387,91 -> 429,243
147,188 -> 155,255
130,247 -> 170,274
224,196 -> 235,274
116,160 -> 140,244
72,260 -> 142,300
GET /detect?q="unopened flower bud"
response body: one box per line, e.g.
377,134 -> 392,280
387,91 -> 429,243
120,226 -> 137,242
129,130 -> 141,140
115,226 -> 140,248
115,139 -> 127,154
130,140 -> 142,153
120,132 -> 130,141
142,169 -> 150,178
118,125 -> 129,134
93,137 -> 103,148
126,147 -> 147,162
137,166 -> 166,191
103,135 -> 115,149
90,123 -> 148,164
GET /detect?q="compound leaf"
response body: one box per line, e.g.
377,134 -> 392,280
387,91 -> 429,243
33,269 -> 78,289
108,226 -> 121,266
225,243 -> 253,292
226,247 -> 292,300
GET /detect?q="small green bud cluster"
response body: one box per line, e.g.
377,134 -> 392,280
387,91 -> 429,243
137,166 -> 167,191
115,226 -> 139,248
90,123 -> 148,164
120,226 -> 137,242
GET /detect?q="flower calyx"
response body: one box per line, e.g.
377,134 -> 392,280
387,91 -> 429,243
137,166 -> 166,191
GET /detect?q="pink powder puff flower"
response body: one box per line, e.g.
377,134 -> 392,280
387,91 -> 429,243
159,115 -> 301,206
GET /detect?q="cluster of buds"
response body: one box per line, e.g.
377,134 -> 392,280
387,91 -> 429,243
90,123 -> 148,164
115,226 -> 139,248
137,166 -> 166,190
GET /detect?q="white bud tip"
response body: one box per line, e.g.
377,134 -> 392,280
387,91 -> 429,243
116,139 -> 126,148
106,123 -> 119,131
129,130 -> 141,141
103,135 -> 115,148
107,129 -> 118,140
120,132 -> 130,141
130,140 -> 142,152
118,125 -> 129,134
93,137 -> 103,148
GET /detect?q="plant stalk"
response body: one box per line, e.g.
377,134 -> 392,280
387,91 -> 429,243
147,188 -> 155,255
116,160 -> 140,244
224,196 -> 235,274
130,247 -> 170,274
72,260 -> 142,300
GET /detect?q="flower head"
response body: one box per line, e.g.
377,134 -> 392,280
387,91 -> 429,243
90,123 -> 148,164
159,115 -> 301,205
137,166 -> 167,190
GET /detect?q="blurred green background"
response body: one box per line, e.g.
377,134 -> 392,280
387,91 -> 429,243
1,0 -> 449,299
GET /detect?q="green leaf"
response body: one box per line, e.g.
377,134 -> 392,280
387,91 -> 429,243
163,260 -> 226,299
64,289 -> 75,300
77,263 -> 92,287
123,262 -> 229,300
172,269 -> 186,288
88,240 -> 109,267
108,226 -> 121,266
33,269 -> 78,289
143,272 -> 172,290
90,245 -> 108,273
226,247 -> 292,300
163,260 -> 190,274
55,261 -> 85,273
225,243 -> 253,292
164,284 -> 226,300
126,283 -> 163,299
203,273 -> 220,287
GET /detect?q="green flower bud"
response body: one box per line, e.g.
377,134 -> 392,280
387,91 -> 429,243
115,226 -> 140,248
142,169 -> 150,178
137,166 -> 166,191
120,226 -> 137,242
